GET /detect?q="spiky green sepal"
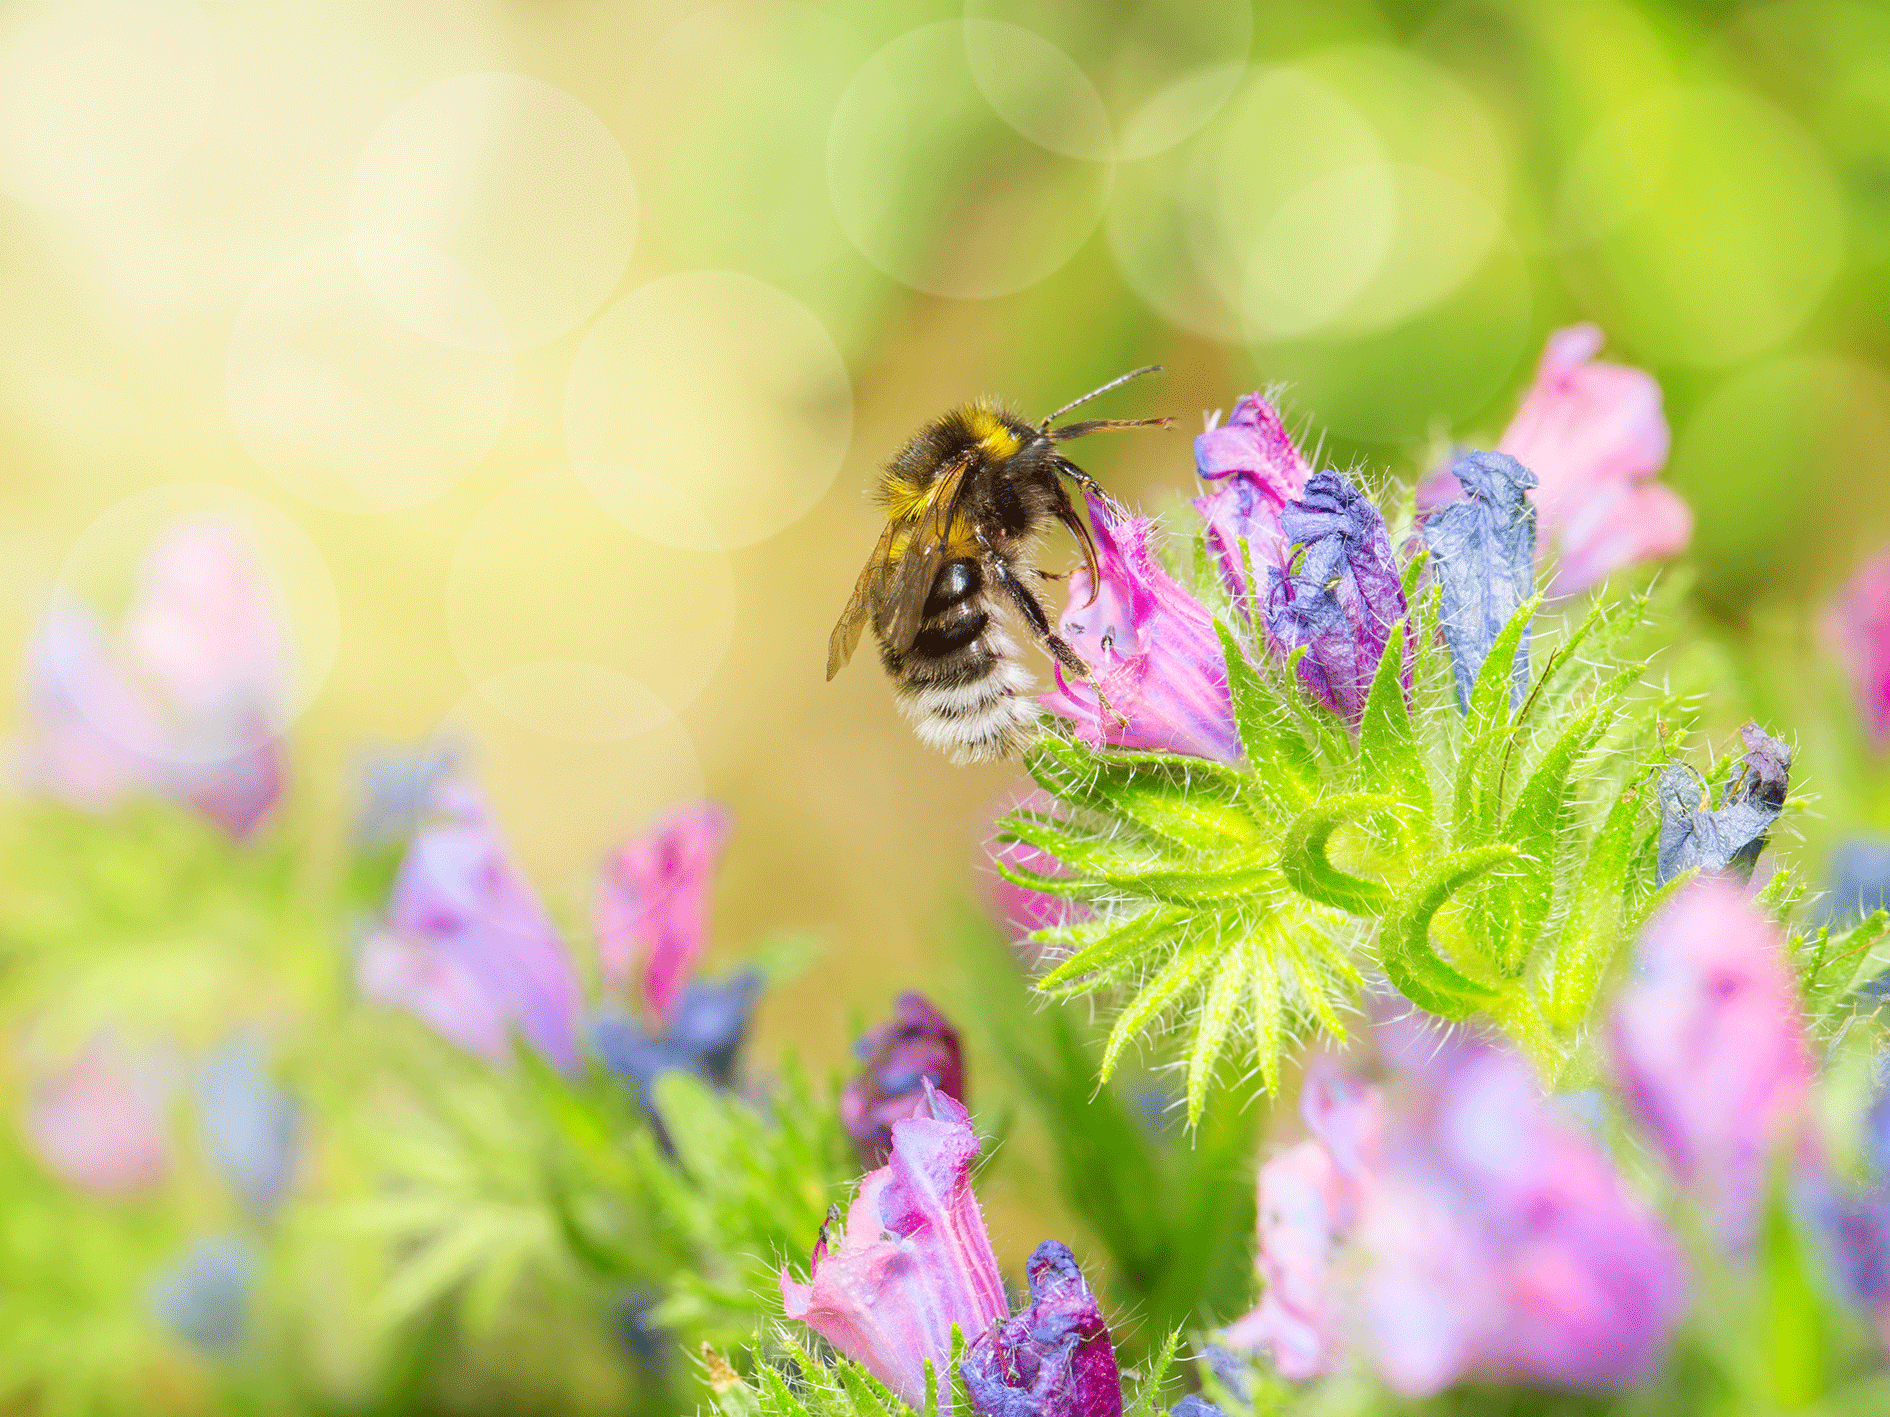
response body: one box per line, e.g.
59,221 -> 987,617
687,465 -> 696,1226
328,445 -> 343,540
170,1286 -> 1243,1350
1007,587 -> 1676,1112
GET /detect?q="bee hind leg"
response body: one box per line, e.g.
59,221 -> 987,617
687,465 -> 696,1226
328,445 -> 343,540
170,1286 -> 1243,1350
980,534 -> 1130,731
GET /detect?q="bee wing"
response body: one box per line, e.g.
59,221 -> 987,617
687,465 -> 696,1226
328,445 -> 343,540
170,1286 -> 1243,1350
877,454 -> 973,654
827,519 -> 898,680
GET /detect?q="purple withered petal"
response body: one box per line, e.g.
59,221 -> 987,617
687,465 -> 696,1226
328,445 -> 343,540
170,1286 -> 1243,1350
362,782 -> 584,1075
595,802 -> 734,1021
1422,451 -> 1538,712
781,1083 -> 1008,1409
196,1034 -> 300,1220
148,1234 -> 257,1356
1824,546 -> 1890,746
1655,722 -> 1792,887
1039,496 -> 1239,763
842,992 -> 967,1168
1609,877 -> 1814,1253
962,1240 -> 1121,1417
26,1037 -> 170,1197
1263,472 -> 1409,724
1191,392 -> 1311,609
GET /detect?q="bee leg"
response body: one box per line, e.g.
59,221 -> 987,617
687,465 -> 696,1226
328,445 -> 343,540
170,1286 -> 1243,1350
1054,457 -> 1129,523
1036,568 -> 1065,581
981,534 -> 1131,730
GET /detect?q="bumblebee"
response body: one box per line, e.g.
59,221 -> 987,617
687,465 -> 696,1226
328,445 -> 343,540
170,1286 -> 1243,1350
827,366 -> 1170,763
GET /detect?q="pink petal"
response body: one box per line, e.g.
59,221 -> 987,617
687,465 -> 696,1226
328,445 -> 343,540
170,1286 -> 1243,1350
27,1040 -> 170,1197
357,928 -> 513,1066
595,802 -> 733,1019
1548,481 -> 1693,597
1823,546 -> 1890,743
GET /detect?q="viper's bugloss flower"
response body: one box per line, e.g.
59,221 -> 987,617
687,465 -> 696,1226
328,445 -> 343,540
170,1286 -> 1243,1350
962,1240 -> 1121,1417
1423,451 -> 1538,711
1225,1036 -> 1684,1396
1421,326 -> 1686,596
1221,1064 -> 1379,1380
148,1235 -> 256,1355
781,1084 -> 1008,1409
1192,392 -> 1311,609
1827,838 -> 1890,931
358,782 -> 584,1076
27,1038 -> 170,1197
12,520 -> 291,839
595,802 -> 734,1020
1824,545 -> 1890,744
1040,495 -> 1238,763
843,992 -> 967,1168
1816,1078 -> 1890,1354
1609,877 -> 1814,1253
592,969 -> 763,1135
1263,472 -> 1409,724
1654,722 -> 1792,888
981,790 -> 1088,969
196,1034 -> 299,1220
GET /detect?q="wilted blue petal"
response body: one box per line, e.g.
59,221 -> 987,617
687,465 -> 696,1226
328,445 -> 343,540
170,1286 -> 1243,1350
148,1235 -> 257,1356
962,1240 -> 1121,1417
196,1034 -> 299,1220
1655,723 -> 1793,887
1423,451 -> 1538,711
1169,1398 -> 1225,1417
1263,472 -> 1409,723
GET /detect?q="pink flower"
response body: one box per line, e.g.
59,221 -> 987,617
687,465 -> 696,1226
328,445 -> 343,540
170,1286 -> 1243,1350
1823,545 -> 1890,744
1222,1064 -> 1381,1380
1224,1036 -> 1685,1396
1192,392 -> 1311,609
842,993 -> 967,1168
979,788 -> 1083,964
358,781 -> 584,1075
594,803 -> 733,1021
1039,496 -> 1239,763
1608,878 -> 1815,1253
1419,325 -> 1689,596
12,519 -> 292,839
781,1083 -> 1009,1408
26,1038 -> 171,1197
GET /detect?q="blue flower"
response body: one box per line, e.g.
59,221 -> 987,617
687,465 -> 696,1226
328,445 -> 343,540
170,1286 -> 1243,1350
1422,451 -> 1538,711
1655,723 -> 1792,887
962,1240 -> 1121,1417
592,970 -> 763,1141
148,1235 -> 257,1356
196,1034 -> 299,1220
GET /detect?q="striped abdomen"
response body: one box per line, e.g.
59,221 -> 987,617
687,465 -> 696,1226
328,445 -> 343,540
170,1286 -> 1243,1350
880,558 -> 1037,764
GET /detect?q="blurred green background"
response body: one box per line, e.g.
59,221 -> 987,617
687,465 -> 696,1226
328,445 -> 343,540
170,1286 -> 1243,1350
2,0 -> 1888,1300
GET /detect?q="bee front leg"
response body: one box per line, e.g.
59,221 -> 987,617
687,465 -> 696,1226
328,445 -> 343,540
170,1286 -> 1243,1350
980,533 -> 1130,731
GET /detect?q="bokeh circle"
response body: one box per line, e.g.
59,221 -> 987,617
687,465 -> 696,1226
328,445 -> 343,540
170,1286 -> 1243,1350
225,237 -> 515,515
445,468 -> 737,739
563,271 -> 853,550
350,72 -> 637,352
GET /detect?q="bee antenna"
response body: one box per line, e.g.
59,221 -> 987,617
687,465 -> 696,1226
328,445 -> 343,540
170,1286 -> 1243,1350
1038,364 -> 1163,432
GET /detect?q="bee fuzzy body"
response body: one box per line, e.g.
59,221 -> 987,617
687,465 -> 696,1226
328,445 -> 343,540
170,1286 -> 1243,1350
827,371 -> 1168,763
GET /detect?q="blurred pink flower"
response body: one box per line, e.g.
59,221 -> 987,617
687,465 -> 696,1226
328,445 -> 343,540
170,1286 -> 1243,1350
1040,496 -> 1238,763
980,788 -> 1083,964
12,519 -> 292,839
26,1039 -> 170,1197
594,802 -> 733,1021
1224,1037 -> 1684,1396
1419,325 -> 1689,596
1609,877 -> 1814,1253
1222,1064 -> 1381,1380
842,992 -> 967,1168
359,781 -> 584,1075
1192,392 -> 1311,610
1823,545 -> 1890,744
781,1083 -> 1008,1408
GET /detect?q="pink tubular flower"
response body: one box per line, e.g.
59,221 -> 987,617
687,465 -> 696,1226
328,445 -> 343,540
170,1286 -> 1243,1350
1823,545 -> 1890,744
26,1039 -> 171,1197
1608,877 -> 1815,1254
358,781 -> 584,1076
781,1083 -> 1009,1408
1222,1064 -> 1382,1379
12,519 -> 292,839
594,803 -> 733,1021
1039,496 -> 1239,763
1418,325 -> 1689,596
1192,392 -> 1312,609
1224,1038 -> 1685,1396
980,788 -> 1084,965
842,993 -> 967,1168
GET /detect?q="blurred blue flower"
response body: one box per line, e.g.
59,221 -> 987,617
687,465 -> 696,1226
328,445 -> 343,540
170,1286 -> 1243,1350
1264,472 -> 1409,724
962,1240 -> 1121,1417
1423,451 -> 1538,712
592,969 -> 763,1139
148,1235 -> 257,1356
1655,723 -> 1792,887
351,739 -> 464,847
196,1034 -> 299,1220
1824,837 -> 1890,927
